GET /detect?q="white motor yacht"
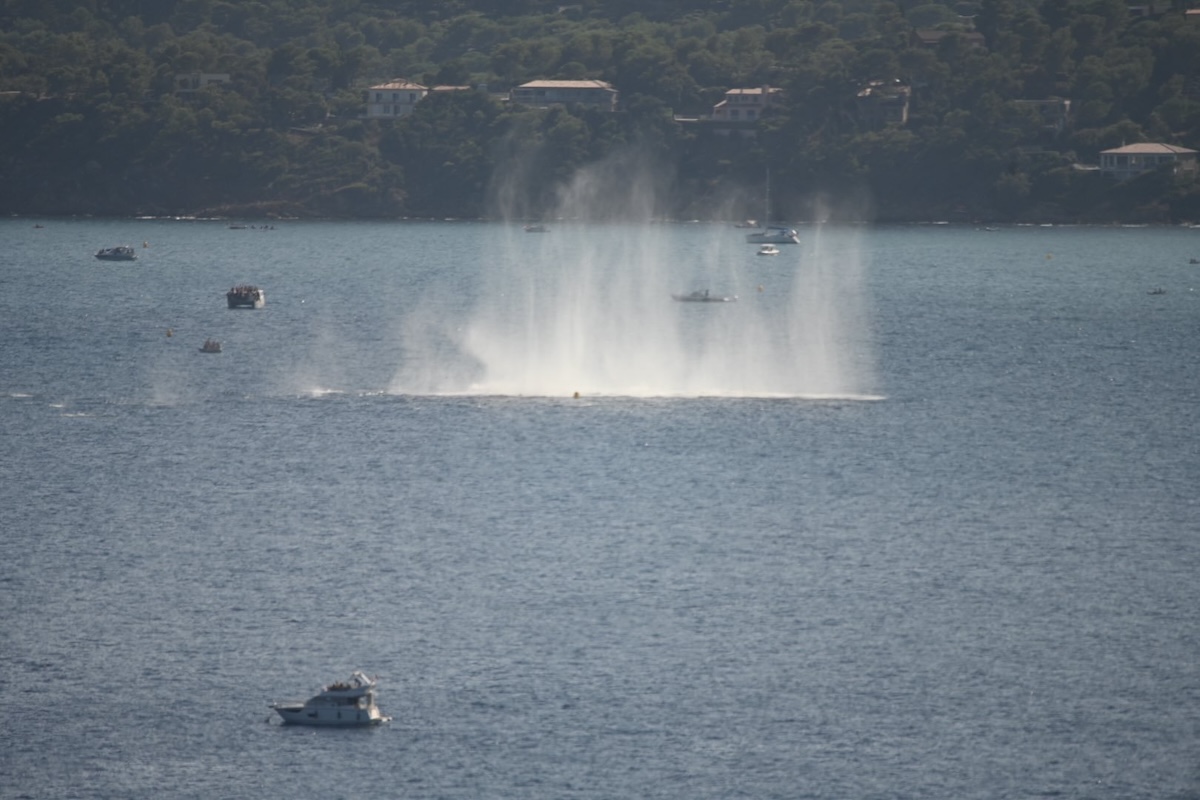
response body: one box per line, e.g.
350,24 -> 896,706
270,671 -> 391,727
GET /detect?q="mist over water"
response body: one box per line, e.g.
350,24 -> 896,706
391,159 -> 876,398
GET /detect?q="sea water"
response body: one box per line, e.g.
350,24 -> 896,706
1,218 -> 1198,799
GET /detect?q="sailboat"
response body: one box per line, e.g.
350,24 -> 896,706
745,169 -> 799,244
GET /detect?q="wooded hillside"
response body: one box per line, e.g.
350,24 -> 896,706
2,0 -> 1199,222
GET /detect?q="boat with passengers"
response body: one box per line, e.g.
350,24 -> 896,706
95,245 -> 138,261
270,671 -> 391,727
226,284 -> 265,308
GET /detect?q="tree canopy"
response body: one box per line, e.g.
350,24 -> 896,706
1,0 -> 1198,222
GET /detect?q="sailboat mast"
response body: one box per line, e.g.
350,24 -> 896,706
764,168 -> 770,225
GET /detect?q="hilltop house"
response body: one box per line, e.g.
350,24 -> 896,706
856,80 -> 911,129
509,80 -> 618,111
1099,143 -> 1198,180
710,85 -> 784,123
674,85 -> 784,137
175,73 -> 230,93
365,80 -> 428,118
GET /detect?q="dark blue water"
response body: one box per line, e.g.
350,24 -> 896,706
2,219 -> 1198,799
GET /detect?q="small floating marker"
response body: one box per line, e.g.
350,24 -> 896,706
143,241 -> 149,248
166,328 -> 173,337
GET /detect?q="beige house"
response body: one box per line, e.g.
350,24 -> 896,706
1099,143 -> 1198,180
672,85 -> 784,138
365,80 -> 429,118
509,80 -> 618,111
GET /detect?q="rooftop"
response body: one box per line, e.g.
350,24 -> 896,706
724,87 -> 782,96
368,80 -> 427,91
517,80 -> 615,90
1100,143 -> 1197,155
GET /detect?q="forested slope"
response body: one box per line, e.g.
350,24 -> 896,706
2,0 -> 1199,221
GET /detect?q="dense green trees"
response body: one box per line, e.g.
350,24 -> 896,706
1,0 -> 1198,221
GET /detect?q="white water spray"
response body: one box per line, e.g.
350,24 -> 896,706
390,161 -> 876,399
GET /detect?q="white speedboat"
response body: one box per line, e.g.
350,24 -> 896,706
270,671 -> 391,726
756,244 -> 780,256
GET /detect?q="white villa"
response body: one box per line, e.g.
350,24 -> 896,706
709,85 -> 784,123
509,80 -> 618,111
365,80 -> 429,118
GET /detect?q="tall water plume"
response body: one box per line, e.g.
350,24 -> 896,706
390,155 -> 875,399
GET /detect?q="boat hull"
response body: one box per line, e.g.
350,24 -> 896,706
95,247 -> 137,261
226,291 -> 265,309
672,293 -> 736,302
745,230 -> 799,244
271,704 -> 390,727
